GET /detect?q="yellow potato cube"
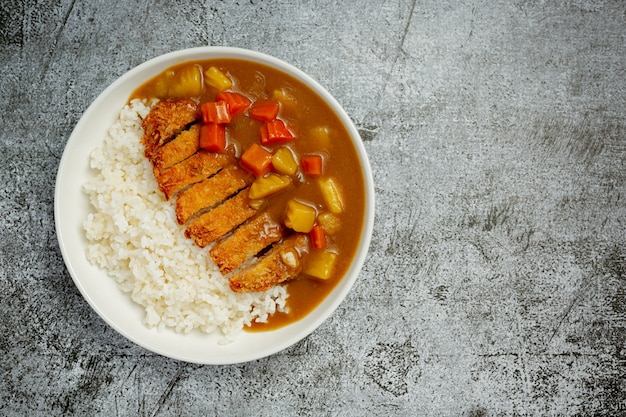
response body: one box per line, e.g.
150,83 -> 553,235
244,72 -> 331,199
304,251 -> 338,280
248,198 -> 265,210
317,212 -> 341,235
205,66 -> 232,92
272,147 -> 298,175
272,87 -> 298,109
249,174 -> 291,200
318,177 -> 344,213
310,126 -> 331,149
284,199 -> 316,233
169,65 -> 203,97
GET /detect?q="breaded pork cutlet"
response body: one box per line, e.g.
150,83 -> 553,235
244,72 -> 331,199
141,99 -> 199,160
175,165 -> 253,224
151,123 -> 200,175
210,212 -> 285,275
141,99 -> 316,294
185,188 -> 260,248
156,151 -> 234,199
229,234 -> 309,293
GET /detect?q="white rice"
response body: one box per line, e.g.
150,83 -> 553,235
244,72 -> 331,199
82,99 -> 288,341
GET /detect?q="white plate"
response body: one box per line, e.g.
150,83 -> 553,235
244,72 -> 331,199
54,47 -> 375,364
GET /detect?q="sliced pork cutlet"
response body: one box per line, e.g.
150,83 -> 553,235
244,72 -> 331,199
229,233 -> 309,293
175,164 -> 253,225
209,212 -> 285,275
151,123 -> 200,175
185,188 -> 260,248
141,99 -> 199,161
156,150 -> 234,200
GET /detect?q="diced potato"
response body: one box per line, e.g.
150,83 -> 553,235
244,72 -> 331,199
310,126 -> 331,149
272,147 -> 298,175
151,76 -> 170,98
249,174 -> 291,200
304,250 -> 338,280
317,212 -> 341,235
169,65 -> 203,97
205,66 -> 232,91
272,87 -> 298,109
248,198 -> 265,210
284,199 -> 316,233
318,177 -> 344,213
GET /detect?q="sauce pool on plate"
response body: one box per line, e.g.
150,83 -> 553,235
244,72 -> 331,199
129,59 -> 366,330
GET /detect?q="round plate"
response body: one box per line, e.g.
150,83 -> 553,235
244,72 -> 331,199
54,47 -> 375,364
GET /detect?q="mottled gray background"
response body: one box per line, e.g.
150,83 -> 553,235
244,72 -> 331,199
1,0 -> 625,416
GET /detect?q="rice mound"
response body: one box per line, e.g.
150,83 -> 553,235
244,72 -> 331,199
82,99 -> 288,340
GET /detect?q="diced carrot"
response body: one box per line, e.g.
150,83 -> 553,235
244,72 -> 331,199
259,125 -> 268,145
301,154 -> 323,176
260,119 -> 294,145
310,224 -> 326,249
201,101 -> 231,124
215,92 -> 251,115
249,100 -> 280,122
198,123 -> 226,152
241,143 -> 273,177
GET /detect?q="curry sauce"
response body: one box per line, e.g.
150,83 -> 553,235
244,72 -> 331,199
130,59 -> 366,330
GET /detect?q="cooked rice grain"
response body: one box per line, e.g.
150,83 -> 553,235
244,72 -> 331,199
83,99 -> 287,340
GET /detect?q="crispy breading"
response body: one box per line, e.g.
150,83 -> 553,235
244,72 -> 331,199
152,123 -> 200,175
156,151 -> 234,200
175,165 -> 253,225
185,188 -> 260,248
141,99 -> 199,159
210,212 -> 285,275
229,234 -> 309,293
140,99 -> 313,293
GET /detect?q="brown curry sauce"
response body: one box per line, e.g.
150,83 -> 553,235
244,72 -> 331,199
129,59 -> 365,331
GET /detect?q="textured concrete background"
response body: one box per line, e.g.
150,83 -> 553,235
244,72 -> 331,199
1,0 -> 625,415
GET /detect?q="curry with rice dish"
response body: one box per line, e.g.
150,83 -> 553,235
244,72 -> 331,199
130,59 -> 366,329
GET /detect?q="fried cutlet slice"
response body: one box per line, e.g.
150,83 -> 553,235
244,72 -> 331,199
185,188 -> 260,248
156,151 -> 234,199
229,233 -> 309,293
141,99 -> 199,159
209,212 -> 285,275
175,165 -> 254,225
151,123 -> 200,175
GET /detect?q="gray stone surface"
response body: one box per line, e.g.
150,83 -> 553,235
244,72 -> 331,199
1,0 -> 625,415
